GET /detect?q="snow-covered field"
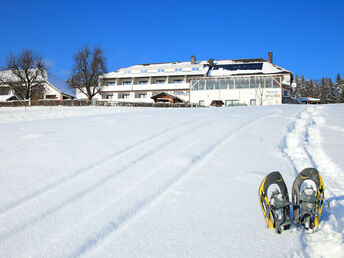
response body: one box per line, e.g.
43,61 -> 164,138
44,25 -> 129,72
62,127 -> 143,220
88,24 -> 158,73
0,105 -> 343,258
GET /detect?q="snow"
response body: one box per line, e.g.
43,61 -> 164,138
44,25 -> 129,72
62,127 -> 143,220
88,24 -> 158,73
47,73 -> 75,96
0,104 -> 343,257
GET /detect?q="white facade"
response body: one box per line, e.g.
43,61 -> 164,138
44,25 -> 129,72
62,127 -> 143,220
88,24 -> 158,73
0,71 -> 74,101
77,56 -> 293,106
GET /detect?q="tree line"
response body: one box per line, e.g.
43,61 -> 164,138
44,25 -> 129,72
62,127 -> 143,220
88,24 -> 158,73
293,74 -> 344,104
0,45 -> 106,103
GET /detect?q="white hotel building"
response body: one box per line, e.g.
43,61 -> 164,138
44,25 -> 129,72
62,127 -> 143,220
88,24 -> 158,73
77,53 -> 294,106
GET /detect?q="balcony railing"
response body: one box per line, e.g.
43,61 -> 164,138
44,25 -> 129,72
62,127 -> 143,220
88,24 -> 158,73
101,82 -> 190,92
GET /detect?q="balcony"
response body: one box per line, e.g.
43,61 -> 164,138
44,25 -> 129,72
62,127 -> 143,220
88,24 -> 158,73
101,82 -> 190,92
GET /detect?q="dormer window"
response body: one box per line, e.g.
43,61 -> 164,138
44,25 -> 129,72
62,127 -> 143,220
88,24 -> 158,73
192,67 -> 200,71
141,70 -> 147,73
124,70 -> 131,74
158,69 -> 165,72
175,68 -> 182,72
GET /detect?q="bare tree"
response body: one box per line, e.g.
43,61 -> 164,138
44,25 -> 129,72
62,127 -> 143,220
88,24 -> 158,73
67,44 -> 107,104
256,82 -> 265,106
0,49 -> 47,101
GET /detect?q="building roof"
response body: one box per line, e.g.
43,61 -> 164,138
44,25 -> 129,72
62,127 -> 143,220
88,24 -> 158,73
101,58 -> 292,79
0,70 -> 75,97
151,92 -> 184,102
47,73 -> 75,97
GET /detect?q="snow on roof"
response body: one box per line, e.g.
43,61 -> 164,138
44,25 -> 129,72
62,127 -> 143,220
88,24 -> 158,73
0,95 -> 11,101
47,73 -> 75,96
101,58 -> 291,79
0,70 -> 74,97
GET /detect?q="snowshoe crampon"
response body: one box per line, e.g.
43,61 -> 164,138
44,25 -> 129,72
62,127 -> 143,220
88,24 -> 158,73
292,168 -> 325,230
258,171 -> 292,233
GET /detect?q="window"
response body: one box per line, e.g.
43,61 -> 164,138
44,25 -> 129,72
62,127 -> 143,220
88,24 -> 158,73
250,99 -> 256,106
199,100 -> 205,106
206,80 -> 215,90
219,79 -> 227,89
225,100 -> 239,106
107,82 -> 115,86
102,94 -> 113,99
157,69 -> 165,72
122,81 -> 131,85
273,77 -> 281,88
118,93 -> 130,99
141,70 -> 147,73
173,80 -> 183,84
174,91 -> 184,95
192,67 -> 200,71
191,80 -> 199,90
265,77 -> 272,88
235,78 -> 249,88
199,80 -> 205,90
135,92 -> 147,98
124,70 -> 131,74
175,68 -> 182,72
139,81 -> 148,85
215,80 -> 220,89
0,87 -> 10,95
156,80 -> 165,84
46,95 -> 57,99
250,77 -> 264,88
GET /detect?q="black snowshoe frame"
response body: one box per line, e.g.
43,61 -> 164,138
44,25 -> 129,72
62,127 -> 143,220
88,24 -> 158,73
258,171 -> 292,233
259,168 -> 325,233
292,168 -> 325,230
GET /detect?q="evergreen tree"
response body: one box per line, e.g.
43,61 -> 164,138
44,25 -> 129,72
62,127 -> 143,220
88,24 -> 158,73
320,78 -> 328,104
298,75 -> 307,97
336,73 -> 344,103
310,80 -> 320,98
327,78 -> 337,103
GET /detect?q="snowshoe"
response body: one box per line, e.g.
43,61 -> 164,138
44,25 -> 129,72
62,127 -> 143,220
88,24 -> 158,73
292,168 -> 325,230
259,171 -> 292,233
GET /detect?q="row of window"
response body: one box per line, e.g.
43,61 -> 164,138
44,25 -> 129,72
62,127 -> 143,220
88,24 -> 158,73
122,67 -> 200,74
103,93 -> 147,99
198,99 -> 256,106
102,91 -> 189,100
107,79 -> 184,86
191,77 -> 281,91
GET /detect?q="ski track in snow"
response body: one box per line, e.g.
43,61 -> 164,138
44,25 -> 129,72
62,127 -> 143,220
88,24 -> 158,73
0,116 -> 217,241
282,105 -> 344,258
72,114 -> 271,258
0,115 -> 204,215
0,112 -> 270,258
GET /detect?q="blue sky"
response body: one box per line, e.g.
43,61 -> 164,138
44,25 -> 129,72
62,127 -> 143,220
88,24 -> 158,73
0,0 -> 343,80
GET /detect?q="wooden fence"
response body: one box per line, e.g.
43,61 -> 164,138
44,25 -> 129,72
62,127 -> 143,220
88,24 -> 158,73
0,100 -> 202,108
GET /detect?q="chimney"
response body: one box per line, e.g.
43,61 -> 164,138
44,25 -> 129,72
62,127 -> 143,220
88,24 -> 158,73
208,58 -> 214,68
268,52 -> 273,64
191,55 -> 196,64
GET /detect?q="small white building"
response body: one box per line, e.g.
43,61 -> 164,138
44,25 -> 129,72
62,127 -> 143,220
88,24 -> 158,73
77,53 -> 294,106
0,71 -> 74,102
